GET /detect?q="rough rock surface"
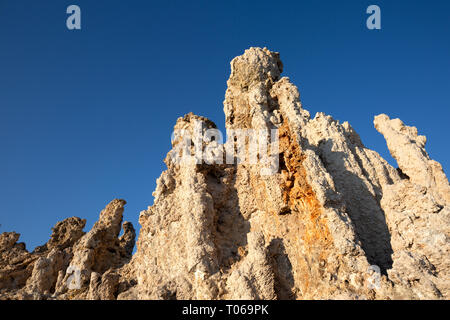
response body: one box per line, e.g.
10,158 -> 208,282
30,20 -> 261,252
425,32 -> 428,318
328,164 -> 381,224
0,200 -> 135,299
0,48 -> 448,300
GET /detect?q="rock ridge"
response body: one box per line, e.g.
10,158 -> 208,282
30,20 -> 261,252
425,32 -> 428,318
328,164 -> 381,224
1,47 -> 448,300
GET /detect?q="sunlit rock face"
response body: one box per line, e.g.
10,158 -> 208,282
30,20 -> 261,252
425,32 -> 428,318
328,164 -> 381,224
1,48 -> 448,300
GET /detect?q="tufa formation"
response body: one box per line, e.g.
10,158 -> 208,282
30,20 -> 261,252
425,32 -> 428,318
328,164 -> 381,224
1,48 -> 449,300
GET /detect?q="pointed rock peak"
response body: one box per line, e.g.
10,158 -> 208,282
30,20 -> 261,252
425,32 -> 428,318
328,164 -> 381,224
173,112 -> 217,132
1,49 -> 449,301
96,199 -> 126,235
228,47 -> 283,90
0,232 -> 22,252
47,217 -> 86,250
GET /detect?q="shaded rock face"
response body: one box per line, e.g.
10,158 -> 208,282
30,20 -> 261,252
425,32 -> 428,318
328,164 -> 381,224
1,47 -> 448,300
0,200 -> 135,300
374,115 -> 450,299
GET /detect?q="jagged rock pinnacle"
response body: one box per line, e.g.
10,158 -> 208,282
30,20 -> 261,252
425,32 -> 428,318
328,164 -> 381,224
1,48 -> 448,300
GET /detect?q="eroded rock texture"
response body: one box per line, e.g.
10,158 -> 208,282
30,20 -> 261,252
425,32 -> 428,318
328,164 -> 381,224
0,200 -> 135,299
1,48 -> 448,300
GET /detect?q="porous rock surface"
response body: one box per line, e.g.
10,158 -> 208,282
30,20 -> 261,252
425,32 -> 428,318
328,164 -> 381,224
0,48 -> 448,300
0,200 -> 135,299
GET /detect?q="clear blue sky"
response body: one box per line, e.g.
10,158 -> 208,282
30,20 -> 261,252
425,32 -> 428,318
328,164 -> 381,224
0,0 -> 449,251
